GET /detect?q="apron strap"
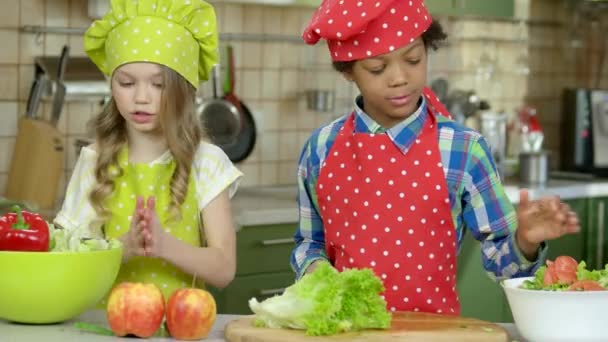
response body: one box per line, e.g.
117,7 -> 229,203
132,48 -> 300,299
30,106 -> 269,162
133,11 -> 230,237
423,87 -> 452,120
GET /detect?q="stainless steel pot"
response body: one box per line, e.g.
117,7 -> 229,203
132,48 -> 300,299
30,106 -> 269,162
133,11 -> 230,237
519,151 -> 550,185
306,90 -> 334,112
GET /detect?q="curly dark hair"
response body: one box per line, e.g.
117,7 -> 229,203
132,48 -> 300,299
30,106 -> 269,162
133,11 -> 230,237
332,19 -> 447,73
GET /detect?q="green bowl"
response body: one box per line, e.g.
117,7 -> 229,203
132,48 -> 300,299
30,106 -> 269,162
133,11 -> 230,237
0,248 -> 122,324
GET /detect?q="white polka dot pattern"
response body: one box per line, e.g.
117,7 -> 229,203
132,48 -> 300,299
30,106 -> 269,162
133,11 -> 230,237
315,106 -> 460,314
302,0 -> 432,61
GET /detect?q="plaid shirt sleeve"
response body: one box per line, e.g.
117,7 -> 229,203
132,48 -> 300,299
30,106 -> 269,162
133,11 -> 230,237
290,132 -> 329,280
461,133 -> 547,281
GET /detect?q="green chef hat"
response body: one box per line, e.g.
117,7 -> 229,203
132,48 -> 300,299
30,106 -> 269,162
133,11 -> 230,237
84,0 -> 218,89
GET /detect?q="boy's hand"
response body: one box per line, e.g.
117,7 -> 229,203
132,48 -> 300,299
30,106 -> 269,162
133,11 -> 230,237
119,196 -> 147,262
515,189 -> 580,259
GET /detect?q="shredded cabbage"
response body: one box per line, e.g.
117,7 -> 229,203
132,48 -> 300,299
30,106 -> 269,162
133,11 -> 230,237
48,223 -> 121,252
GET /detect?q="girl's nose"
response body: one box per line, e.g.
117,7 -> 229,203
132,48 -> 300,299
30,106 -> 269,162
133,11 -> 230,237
388,63 -> 408,88
134,84 -> 151,103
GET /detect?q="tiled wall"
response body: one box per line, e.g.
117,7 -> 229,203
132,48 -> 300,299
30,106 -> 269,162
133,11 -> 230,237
0,0 -> 607,210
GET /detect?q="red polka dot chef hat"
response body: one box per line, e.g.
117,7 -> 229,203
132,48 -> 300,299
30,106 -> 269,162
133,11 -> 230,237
303,0 -> 432,61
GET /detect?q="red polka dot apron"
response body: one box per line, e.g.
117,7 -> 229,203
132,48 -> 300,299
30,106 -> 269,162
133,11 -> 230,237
316,89 -> 460,315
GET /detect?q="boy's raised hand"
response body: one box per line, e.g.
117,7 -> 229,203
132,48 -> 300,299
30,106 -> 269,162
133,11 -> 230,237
515,189 -> 580,258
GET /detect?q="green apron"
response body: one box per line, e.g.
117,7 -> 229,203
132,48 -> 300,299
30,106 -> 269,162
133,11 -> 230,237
99,147 -> 202,306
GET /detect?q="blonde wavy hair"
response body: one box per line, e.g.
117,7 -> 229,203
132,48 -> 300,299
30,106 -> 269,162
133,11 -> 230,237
89,65 -> 204,222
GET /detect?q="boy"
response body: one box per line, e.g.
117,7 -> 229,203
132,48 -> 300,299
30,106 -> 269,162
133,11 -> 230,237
291,0 -> 579,314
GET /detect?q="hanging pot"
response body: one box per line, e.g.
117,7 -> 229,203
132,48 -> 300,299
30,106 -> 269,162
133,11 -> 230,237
197,64 -> 241,145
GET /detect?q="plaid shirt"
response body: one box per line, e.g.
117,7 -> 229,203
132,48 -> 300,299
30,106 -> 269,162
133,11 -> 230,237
291,96 -> 547,281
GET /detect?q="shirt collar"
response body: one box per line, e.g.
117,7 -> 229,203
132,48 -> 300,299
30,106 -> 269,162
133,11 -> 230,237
353,95 -> 428,154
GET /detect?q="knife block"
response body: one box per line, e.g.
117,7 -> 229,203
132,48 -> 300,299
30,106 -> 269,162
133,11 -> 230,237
6,118 -> 65,211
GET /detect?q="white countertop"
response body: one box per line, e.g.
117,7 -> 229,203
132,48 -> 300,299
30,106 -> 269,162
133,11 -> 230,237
232,179 -> 608,226
1,310 -> 525,341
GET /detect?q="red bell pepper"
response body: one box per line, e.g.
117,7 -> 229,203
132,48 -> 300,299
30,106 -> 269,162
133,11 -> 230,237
0,206 -> 50,252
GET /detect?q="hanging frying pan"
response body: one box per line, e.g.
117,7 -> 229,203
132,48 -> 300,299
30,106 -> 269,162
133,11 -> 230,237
198,64 -> 241,145
211,45 -> 257,163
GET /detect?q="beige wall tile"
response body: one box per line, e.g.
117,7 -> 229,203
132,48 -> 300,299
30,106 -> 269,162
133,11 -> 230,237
260,131 -> 279,161
20,0 -> 45,26
0,29 -> 19,64
280,43 -> 299,68
0,102 -> 18,137
242,133 -> 260,163
261,43 -> 281,69
278,131 -> 298,161
334,77 -> 355,100
297,109 -> 318,131
44,34 -> 69,57
277,101 -> 298,129
0,66 -> 19,100
280,8 -> 302,36
0,137 -> 15,173
256,100 -> 280,131
262,7 -> 282,34
241,70 -> 261,101
279,69 -> 298,100
261,70 -> 279,100
240,42 -> 262,69
66,102 -> 94,135
242,5 -> 263,33
222,4 -> 243,33
69,0 -> 92,28
18,65 -> 35,102
259,161 -> 278,185
278,160 -> 297,185
46,0 -> 69,27
236,162 -> 260,187
0,0 -> 19,28
19,33 -> 44,64
67,34 -> 86,57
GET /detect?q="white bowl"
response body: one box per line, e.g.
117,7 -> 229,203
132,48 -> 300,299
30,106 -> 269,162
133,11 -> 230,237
502,277 -> 608,342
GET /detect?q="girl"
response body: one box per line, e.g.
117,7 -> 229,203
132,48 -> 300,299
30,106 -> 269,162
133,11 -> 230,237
54,0 -> 242,301
292,0 -> 580,315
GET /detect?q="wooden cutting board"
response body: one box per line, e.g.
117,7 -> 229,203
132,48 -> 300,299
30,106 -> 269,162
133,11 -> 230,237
225,312 -> 509,342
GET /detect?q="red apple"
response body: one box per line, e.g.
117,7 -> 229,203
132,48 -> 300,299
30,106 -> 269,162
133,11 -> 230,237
166,288 -> 217,340
106,282 -> 165,338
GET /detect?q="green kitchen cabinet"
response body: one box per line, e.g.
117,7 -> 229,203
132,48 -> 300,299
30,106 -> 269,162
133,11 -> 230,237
456,231 -> 508,323
208,223 -> 297,314
425,0 -> 514,18
210,272 -> 295,315
586,197 -> 608,270
545,199 -> 588,263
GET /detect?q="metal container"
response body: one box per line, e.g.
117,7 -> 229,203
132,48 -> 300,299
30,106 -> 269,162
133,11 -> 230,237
480,111 -> 507,180
519,151 -> 550,185
306,90 -> 335,112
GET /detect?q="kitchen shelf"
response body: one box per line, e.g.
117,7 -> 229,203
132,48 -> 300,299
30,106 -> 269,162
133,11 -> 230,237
20,25 -> 303,44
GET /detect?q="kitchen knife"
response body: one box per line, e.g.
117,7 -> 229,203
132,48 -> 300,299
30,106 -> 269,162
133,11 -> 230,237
24,72 -> 46,119
50,45 -> 70,127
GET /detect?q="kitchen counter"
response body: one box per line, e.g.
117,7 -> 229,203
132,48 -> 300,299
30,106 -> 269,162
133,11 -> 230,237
1,310 -> 526,341
232,179 -> 608,226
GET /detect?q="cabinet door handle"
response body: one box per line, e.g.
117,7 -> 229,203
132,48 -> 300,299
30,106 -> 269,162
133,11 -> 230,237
259,288 -> 286,296
597,201 -> 605,268
260,238 -> 293,246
